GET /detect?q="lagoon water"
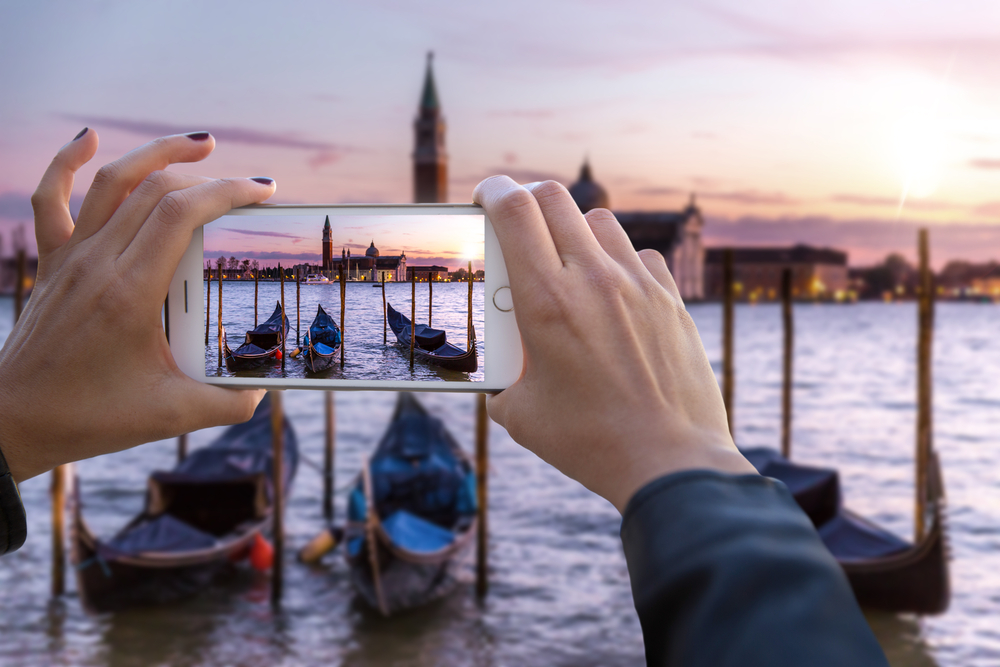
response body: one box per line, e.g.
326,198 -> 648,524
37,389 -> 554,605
0,298 -> 998,666
205,280 -> 486,383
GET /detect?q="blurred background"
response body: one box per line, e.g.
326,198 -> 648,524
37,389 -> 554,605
1,2 -> 999,666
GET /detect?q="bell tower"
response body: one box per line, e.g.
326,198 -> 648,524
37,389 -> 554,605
413,52 -> 447,203
322,215 -> 333,271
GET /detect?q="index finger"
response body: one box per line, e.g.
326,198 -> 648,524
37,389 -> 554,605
473,175 -> 561,279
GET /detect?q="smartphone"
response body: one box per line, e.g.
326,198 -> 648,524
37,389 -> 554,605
167,204 -> 521,392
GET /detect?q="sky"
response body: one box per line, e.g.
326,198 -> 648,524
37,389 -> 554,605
3,0 -> 1000,267
205,214 -> 484,271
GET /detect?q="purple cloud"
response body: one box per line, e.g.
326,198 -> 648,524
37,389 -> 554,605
219,228 -> 306,239
969,158 -> 1000,170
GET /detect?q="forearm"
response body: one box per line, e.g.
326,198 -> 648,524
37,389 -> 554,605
621,470 -> 888,667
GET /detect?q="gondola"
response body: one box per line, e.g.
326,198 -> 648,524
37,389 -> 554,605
301,304 -> 342,373
70,395 -> 298,613
385,303 -> 478,373
344,394 -> 478,616
222,301 -> 289,371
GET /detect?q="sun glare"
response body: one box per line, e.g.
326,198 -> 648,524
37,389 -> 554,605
893,113 -> 946,200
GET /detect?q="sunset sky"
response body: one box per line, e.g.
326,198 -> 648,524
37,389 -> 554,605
205,214 -> 484,271
3,1 -> 1000,267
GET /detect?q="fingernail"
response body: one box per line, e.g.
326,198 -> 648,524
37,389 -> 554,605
185,131 -> 211,141
73,127 -> 89,141
250,177 -> 275,186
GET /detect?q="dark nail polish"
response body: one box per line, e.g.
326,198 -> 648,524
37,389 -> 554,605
250,177 -> 275,186
73,127 -> 88,141
185,131 -> 211,141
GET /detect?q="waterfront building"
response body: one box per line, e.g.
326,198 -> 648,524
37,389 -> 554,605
406,265 -> 450,281
326,239 -> 407,282
568,162 -> 705,300
703,245 -> 849,300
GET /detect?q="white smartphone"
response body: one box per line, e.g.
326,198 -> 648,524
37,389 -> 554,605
166,204 -> 522,392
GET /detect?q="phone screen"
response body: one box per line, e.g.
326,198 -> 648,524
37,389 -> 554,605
203,212 -> 485,384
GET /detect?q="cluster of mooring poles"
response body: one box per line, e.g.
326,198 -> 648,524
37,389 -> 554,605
44,265 -> 492,606
720,227 -> 941,552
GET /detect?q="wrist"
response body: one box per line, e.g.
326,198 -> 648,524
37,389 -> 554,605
0,379 -> 45,484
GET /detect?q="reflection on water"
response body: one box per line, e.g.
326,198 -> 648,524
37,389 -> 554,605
0,298 -> 998,666
205,281 -> 486,383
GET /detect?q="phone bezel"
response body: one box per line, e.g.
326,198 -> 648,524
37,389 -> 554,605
167,203 -> 521,392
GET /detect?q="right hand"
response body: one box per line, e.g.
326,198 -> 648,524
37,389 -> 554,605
474,177 -> 755,512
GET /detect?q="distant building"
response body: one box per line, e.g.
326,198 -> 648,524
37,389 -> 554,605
567,161 -> 705,300
327,240 -> 406,282
704,245 -> 849,300
406,265 -> 450,281
413,52 -> 447,204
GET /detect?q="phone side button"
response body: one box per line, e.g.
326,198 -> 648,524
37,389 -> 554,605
493,286 -> 513,312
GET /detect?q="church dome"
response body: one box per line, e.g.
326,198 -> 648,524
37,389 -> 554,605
366,241 -> 379,258
568,159 -> 610,213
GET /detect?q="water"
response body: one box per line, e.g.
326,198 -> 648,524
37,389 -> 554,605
206,280 -> 486,383
1,298 -> 998,666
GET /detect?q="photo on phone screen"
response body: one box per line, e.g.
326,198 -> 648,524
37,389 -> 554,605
203,213 -> 485,383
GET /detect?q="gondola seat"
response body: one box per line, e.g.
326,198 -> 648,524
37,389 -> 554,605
381,511 -> 456,554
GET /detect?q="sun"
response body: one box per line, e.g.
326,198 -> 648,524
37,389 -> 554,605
893,113 -> 946,200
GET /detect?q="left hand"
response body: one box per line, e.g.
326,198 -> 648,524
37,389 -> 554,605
0,129 -> 271,482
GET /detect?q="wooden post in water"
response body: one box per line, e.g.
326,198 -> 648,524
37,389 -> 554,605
781,268 -> 794,459
382,275 -> 387,345
254,268 -> 259,327
280,265 -> 286,371
205,270 -> 211,346
410,273 -> 416,368
722,248 -> 735,436
51,464 -> 65,596
296,278 -> 301,348
339,266 -> 346,367
915,229 -> 934,543
467,261 -> 473,350
324,391 -> 335,523
475,393 -> 489,597
217,264 -> 223,368
428,278 -> 433,328
270,391 -> 285,607
14,248 -> 25,321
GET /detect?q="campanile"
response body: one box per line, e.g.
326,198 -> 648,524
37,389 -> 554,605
413,52 -> 448,203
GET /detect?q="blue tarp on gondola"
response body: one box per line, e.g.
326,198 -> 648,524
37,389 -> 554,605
381,510 -> 456,553
107,514 -> 216,555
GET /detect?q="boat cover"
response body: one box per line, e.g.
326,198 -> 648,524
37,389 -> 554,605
819,511 -> 911,562
235,301 -> 287,354
740,447 -> 841,527
107,514 -> 216,555
381,510 -> 455,553
305,304 -> 341,351
386,304 -> 449,351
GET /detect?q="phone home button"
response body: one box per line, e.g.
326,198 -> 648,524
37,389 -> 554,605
493,286 -> 513,312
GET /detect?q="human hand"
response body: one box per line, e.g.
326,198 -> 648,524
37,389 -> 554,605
0,129 -> 271,483
473,177 -> 755,512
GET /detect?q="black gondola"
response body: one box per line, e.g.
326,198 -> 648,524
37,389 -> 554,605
344,394 -> 478,615
386,303 -> 477,373
301,304 -> 342,373
222,301 -> 289,371
70,395 -> 298,613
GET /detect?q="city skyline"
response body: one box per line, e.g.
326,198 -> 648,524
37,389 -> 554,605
2,2 -> 1000,268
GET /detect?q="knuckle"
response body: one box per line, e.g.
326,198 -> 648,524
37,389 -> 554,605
30,187 -> 50,212
638,248 -> 666,265
140,170 -> 171,194
92,162 -> 124,192
531,180 -> 569,203
495,187 -> 538,220
156,190 -> 191,224
585,208 -> 618,225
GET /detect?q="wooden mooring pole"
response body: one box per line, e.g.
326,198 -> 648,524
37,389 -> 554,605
410,273 -> 416,368
254,268 -> 259,327
270,391 -> 285,607
915,229 -> 934,543
296,278 -> 301,348
781,268 -> 793,459
51,465 -> 65,596
428,277 -> 433,328
205,269 -> 211,346
382,275 -> 387,345
324,391 -> 335,523
467,262 -> 473,350
339,266 -> 346,367
721,249 -> 735,436
475,393 -> 489,598
217,264 -> 223,369
280,265 -> 286,371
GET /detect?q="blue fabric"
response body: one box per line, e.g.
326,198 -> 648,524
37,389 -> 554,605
107,514 -> 216,555
314,342 -> 336,355
348,487 -> 367,522
347,536 -> 363,558
381,510 -> 455,553
819,511 -> 910,562
455,471 -> 478,515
